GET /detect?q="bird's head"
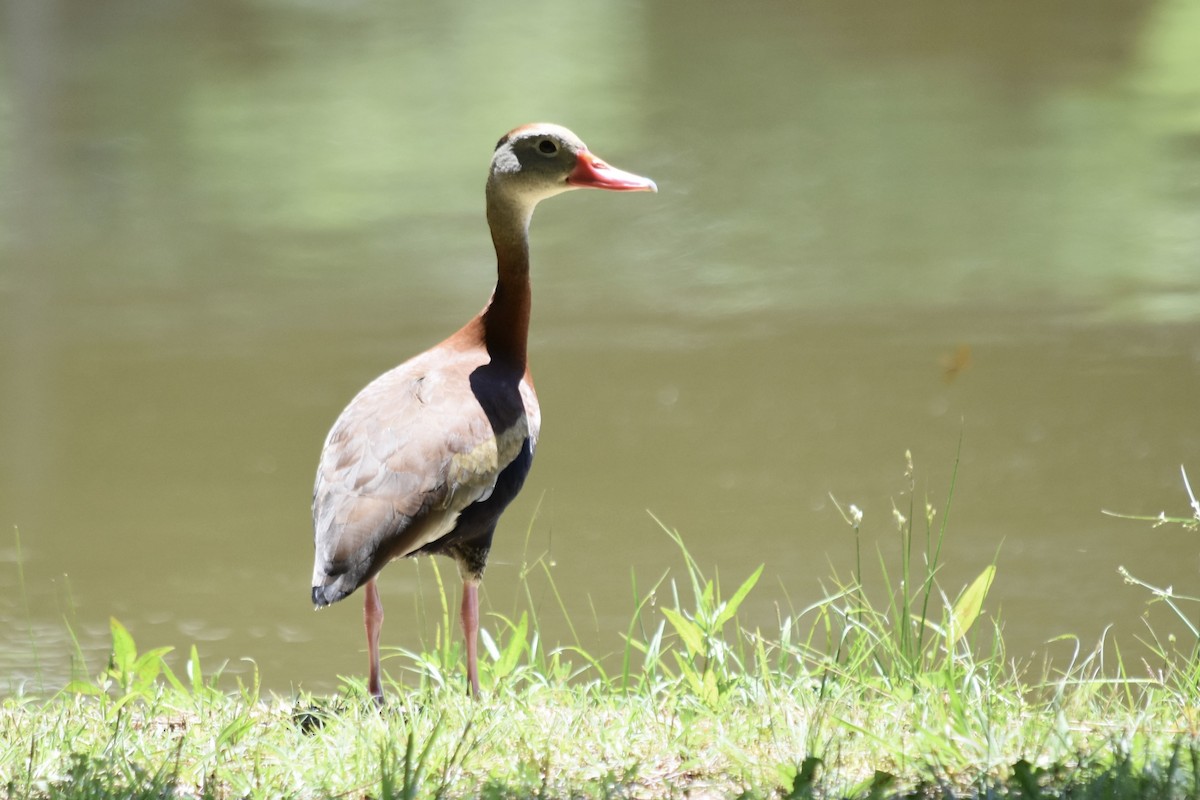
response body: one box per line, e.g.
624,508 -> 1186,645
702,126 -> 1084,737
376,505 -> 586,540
487,123 -> 657,211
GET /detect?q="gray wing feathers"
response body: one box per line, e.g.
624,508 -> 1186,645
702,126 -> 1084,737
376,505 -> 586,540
311,350 -> 534,596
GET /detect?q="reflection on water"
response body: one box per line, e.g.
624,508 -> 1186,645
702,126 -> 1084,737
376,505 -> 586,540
2,0 -> 1199,693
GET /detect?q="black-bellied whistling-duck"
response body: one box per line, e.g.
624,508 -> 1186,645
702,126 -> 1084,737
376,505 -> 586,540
310,123 -> 656,700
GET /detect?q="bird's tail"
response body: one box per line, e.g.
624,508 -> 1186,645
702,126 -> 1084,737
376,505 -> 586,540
311,577 -> 356,608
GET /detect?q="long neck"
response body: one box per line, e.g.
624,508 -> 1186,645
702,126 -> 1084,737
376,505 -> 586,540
480,187 -> 534,367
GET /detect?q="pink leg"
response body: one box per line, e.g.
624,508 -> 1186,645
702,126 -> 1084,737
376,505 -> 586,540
460,579 -> 481,698
363,577 -> 384,703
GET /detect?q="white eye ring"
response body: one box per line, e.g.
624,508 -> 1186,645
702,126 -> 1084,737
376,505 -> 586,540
537,138 -> 558,156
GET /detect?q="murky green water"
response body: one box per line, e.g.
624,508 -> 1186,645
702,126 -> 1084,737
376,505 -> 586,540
3,0 -> 1199,694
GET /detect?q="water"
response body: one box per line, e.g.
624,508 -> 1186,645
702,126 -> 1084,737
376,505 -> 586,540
2,0 -> 1199,694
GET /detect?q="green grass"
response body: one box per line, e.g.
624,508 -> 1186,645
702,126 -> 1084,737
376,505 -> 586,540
3,458 -> 1199,799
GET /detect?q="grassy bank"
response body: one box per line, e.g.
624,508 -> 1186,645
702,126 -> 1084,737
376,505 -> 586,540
3,460 -> 1199,799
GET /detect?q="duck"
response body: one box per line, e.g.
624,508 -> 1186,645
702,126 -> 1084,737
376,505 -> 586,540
310,123 -> 656,699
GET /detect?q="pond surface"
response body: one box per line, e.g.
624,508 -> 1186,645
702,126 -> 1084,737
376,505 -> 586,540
3,0 -> 1199,694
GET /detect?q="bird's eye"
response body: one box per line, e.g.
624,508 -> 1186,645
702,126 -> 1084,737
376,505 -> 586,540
537,139 -> 558,155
